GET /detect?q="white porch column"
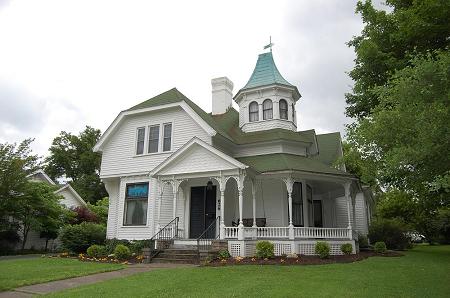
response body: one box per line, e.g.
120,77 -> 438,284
251,179 -> 257,228
352,193 -> 357,230
283,177 -> 295,240
219,175 -> 226,240
301,180 -> 309,227
157,180 -> 164,231
172,181 -> 178,220
344,182 -> 353,240
237,172 -> 246,240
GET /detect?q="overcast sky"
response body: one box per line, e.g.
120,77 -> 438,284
0,0 -> 382,157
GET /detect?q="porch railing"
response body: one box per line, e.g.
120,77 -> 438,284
223,226 -> 351,240
148,217 -> 179,262
224,226 -> 239,239
294,227 -> 349,239
197,216 -> 220,263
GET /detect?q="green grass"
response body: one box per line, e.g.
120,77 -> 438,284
0,257 -> 124,291
47,245 -> 450,297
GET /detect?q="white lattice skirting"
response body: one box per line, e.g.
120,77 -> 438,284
228,240 -> 356,257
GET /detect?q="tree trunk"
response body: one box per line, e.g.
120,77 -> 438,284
45,239 -> 49,251
21,225 -> 30,251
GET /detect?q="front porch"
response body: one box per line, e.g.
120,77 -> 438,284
150,138 -> 364,256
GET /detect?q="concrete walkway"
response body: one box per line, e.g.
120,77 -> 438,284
0,263 -> 196,297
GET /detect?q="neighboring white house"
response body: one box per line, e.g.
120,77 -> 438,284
22,170 -> 86,250
94,50 -> 374,256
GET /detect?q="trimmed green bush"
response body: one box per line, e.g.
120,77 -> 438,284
59,222 -> 106,253
255,241 -> 274,259
217,249 -> 231,260
315,241 -> 330,259
114,244 -> 131,260
368,218 -> 410,250
129,240 -> 152,254
374,241 -> 387,253
86,245 -> 107,258
104,238 -> 130,254
340,243 -> 353,255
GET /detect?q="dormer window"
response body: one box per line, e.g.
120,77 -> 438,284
279,99 -> 288,120
263,99 -> 273,120
249,101 -> 259,122
148,125 -> 160,153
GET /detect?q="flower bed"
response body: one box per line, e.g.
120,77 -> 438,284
205,250 -> 402,266
46,252 -> 145,265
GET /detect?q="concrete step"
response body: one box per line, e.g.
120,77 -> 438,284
151,257 -> 199,264
157,253 -> 198,260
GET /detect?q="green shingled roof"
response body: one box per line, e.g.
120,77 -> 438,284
127,88 -> 314,145
242,52 -> 294,90
237,153 -> 351,177
314,132 -> 342,166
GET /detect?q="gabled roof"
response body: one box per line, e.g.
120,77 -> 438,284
314,132 -> 343,167
54,184 -> 87,207
242,52 -> 294,89
26,169 -> 56,185
151,137 -> 247,177
236,153 -> 353,177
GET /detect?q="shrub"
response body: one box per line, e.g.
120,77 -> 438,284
358,234 -> 369,248
315,241 -> 330,259
104,238 -> 130,254
340,243 -> 353,255
217,249 -> 231,260
114,244 -> 131,260
70,206 -> 98,224
255,241 -> 274,259
368,218 -> 410,250
374,241 -> 387,253
59,222 -> 106,253
87,245 -> 107,258
129,240 -> 152,254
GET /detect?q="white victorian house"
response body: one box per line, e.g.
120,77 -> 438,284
94,50 -> 374,257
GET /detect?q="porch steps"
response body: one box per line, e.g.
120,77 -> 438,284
151,248 -> 199,264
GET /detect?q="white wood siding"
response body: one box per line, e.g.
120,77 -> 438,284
354,192 -> 369,235
334,196 -> 350,228
100,106 -> 211,178
58,188 -> 83,209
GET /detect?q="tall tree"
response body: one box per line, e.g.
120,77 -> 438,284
45,126 -> 106,203
346,0 -> 450,119
0,139 -> 40,231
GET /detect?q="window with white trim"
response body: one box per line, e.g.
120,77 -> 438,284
279,99 -> 288,120
163,123 -> 172,152
136,127 -> 145,155
263,99 -> 273,120
249,101 -> 259,122
123,183 -> 148,226
148,125 -> 160,153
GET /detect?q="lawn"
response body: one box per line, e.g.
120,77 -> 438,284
47,245 -> 450,298
0,257 -> 124,291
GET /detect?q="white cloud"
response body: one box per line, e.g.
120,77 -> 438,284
0,0 -> 374,156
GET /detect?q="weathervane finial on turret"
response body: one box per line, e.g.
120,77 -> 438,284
263,36 -> 274,52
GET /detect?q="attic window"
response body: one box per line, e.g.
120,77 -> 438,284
279,99 -> 288,120
263,99 -> 273,120
136,127 -> 145,155
249,101 -> 259,122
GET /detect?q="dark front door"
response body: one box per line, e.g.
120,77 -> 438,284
189,186 -> 216,238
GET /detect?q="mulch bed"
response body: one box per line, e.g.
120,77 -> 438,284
205,250 -> 403,266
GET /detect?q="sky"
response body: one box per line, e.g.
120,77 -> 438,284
0,0 -> 382,157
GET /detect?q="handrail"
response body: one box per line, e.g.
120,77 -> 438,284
148,217 -> 179,262
196,216 -> 220,263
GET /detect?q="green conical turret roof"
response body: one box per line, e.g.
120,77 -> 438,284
242,51 -> 294,90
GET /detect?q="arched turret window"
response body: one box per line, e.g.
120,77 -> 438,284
249,101 -> 259,122
292,103 -> 295,120
263,99 -> 273,120
279,99 -> 288,120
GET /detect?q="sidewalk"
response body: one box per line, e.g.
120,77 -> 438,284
0,263 -> 196,297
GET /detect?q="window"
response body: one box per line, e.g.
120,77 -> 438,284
279,99 -> 288,120
249,101 -> 259,122
163,123 -> 172,152
136,127 -> 145,155
263,99 -> 273,120
124,183 -> 148,226
148,125 -> 160,153
291,182 -> 303,227
292,103 -> 295,120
